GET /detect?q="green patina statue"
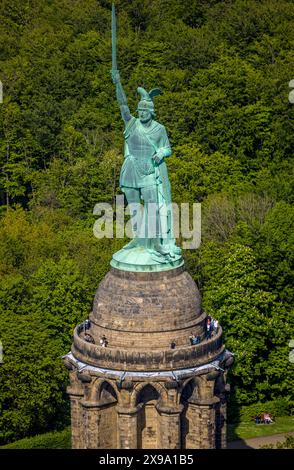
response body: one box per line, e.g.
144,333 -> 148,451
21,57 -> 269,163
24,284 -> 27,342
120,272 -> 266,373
110,4 -> 182,272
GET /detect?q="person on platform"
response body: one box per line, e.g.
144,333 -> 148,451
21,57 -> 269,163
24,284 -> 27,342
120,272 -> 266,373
206,318 -> 212,340
100,335 -> 108,347
84,333 -> 95,344
170,340 -> 176,349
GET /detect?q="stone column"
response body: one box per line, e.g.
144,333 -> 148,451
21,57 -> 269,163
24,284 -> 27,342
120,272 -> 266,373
214,374 -> 229,448
67,383 -> 84,449
198,404 -> 215,448
156,403 -> 183,449
183,401 -> 200,448
187,398 -> 219,449
117,405 -> 140,449
220,395 -> 227,449
81,401 -> 101,448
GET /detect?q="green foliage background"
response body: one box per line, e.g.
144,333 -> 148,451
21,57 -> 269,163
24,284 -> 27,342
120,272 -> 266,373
0,0 -> 293,443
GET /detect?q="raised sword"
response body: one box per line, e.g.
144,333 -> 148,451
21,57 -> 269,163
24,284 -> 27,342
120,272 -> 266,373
111,3 -> 118,76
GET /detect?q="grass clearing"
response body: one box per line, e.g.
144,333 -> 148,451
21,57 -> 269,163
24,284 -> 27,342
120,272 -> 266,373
1,417 -> 294,447
228,416 -> 294,441
0,427 -> 71,449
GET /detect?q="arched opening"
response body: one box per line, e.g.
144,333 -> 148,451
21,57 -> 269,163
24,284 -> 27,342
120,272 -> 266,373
180,379 -> 195,403
97,381 -> 118,448
99,381 -> 118,405
136,384 -> 160,449
180,379 -> 196,449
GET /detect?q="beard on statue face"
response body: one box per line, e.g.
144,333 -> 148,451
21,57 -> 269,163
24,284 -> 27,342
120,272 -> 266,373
138,109 -> 152,123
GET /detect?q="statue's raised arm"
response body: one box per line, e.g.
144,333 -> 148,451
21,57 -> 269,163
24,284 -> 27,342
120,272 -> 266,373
111,70 -> 132,123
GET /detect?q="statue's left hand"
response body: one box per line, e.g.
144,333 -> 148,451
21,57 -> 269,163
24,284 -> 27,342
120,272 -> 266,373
153,149 -> 164,164
152,154 -> 163,164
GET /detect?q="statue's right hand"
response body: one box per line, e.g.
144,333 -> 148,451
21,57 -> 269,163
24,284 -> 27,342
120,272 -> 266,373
111,70 -> 120,84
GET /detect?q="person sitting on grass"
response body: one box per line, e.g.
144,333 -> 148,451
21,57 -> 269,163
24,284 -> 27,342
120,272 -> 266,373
263,413 -> 273,424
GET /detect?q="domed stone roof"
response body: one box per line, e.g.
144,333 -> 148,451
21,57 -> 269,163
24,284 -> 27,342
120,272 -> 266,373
71,266 -> 224,372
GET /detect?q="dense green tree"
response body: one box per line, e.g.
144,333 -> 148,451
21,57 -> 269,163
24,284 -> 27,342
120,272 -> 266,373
0,207 -> 121,443
0,0 -> 293,442
200,242 -> 293,404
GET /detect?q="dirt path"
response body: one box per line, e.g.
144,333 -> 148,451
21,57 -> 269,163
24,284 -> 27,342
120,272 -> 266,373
228,431 -> 294,449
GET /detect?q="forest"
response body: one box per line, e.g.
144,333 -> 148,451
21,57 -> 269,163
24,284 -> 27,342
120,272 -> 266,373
0,0 -> 293,444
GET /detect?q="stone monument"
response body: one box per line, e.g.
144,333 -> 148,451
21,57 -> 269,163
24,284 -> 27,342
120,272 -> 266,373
63,4 -> 233,449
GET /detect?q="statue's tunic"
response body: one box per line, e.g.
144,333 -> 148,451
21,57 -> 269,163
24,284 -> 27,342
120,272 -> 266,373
120,117 -> 171,192
120,116 -> 176,245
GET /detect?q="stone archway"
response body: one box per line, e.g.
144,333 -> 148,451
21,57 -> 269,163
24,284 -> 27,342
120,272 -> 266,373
136,384 -> 160,449
180,378 -> 196,449
96,380 -> 118,448
98,380 -> 118,404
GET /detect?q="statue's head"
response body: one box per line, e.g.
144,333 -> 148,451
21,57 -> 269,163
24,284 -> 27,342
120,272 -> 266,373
136,87 -> 162,123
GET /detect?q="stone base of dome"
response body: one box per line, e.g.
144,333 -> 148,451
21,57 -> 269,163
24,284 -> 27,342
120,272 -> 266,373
64,349 -> 231,449
110,244 -> 184,272
72,328 -> 224,372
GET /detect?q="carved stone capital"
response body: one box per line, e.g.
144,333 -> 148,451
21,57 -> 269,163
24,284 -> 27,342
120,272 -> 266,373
77,371 -> 92,383
188,396 -> 220,406
156,403 -> 184,415
117,405 -> 140,415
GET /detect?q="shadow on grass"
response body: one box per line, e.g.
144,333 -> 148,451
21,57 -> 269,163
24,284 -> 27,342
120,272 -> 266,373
227,404 -> 254,449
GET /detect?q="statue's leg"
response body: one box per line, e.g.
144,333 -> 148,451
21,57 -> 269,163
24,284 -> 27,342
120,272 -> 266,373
141,185 -> 159,242
141,185 -> 179,257
141,185 -> 170,255
122,187 -> 143,249
156,182 -> 181,257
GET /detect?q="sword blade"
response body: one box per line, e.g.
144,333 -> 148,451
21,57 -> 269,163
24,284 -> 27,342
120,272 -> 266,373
111,3 -> 117,71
